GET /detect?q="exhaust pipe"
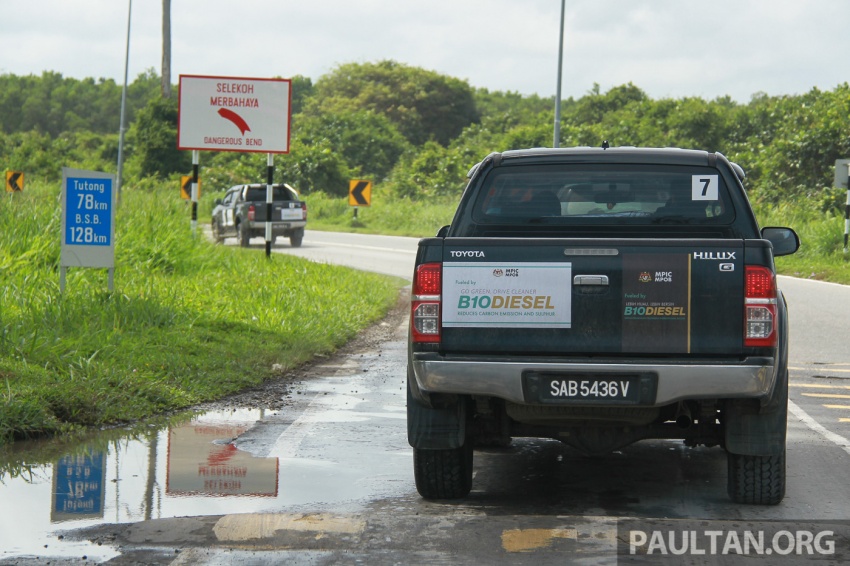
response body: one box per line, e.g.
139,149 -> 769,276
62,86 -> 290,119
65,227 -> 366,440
675,403 -> 693,429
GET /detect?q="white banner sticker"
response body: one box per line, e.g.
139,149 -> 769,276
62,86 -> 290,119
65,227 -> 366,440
692,175 -> 718,201
442,262 -> 572,328
281,207 -> 302,220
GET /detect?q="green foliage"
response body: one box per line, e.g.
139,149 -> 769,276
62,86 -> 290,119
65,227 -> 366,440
289,74 -> 314,115
567,82 -> 648,125
294,109 -> 411,181
0,70 -> 159,137
4,62 -> 850,232
0,130 -> 118,183
743,86 -> 850,207
127,96 -> 190,180
306,60 -> 480,146
305,191 -> 457,237
385,141 -> 469,199
276,138 -> 351,196
0,181 -> 401,442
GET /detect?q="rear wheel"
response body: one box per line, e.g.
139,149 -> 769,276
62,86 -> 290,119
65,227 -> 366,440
413,443 -> 473,500
290,229 -> 304,248
727,451 -> 785,505
211,219 -> 223,243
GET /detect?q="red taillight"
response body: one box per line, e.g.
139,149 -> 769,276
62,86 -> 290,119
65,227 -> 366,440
744,266 -> 777,347
411,263 -> 442,343
301,202 -> 308,220
247,204 -> 256,221
414,263 -> 441,295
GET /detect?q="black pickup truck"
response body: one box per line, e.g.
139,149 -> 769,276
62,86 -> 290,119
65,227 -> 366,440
407,147 -> 800,504
211,183 -> 307,247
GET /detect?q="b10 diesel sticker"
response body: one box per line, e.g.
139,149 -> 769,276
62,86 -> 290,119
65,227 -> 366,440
443,262 -> 572,328
622,254 -> 691,353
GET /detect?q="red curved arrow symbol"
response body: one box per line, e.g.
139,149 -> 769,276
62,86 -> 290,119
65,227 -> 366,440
217,108 -> 251,135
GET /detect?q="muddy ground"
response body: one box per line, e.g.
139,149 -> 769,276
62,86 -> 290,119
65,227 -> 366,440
192,288 -> 410,414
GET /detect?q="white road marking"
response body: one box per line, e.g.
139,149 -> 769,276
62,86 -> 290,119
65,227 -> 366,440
788,400 -> 850,457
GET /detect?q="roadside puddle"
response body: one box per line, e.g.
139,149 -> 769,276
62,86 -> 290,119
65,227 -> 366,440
0,408 -> 280,561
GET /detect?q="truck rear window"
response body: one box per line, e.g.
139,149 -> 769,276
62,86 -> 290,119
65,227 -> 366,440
245,187 -> 295,201
472,164 -> 735,225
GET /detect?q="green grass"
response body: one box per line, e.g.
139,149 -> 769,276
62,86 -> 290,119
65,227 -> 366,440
0,181 -> 403,443
755,203 -> 850,284
299,191 -> 458,237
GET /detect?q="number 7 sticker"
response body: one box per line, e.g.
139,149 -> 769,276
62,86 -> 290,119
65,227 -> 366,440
692,175 -> 718,201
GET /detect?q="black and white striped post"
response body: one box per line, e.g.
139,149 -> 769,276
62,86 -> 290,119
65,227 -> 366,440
844,163 -> 850,253
265,153 -> 274,258
833,159 -> 850,253
191,150 -> 199,235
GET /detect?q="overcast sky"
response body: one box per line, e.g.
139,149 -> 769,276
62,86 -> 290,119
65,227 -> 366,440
2,0 -> 848,102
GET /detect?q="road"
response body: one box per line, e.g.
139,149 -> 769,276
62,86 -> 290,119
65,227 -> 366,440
242,229 -> 421,280
7,231 -> 850,565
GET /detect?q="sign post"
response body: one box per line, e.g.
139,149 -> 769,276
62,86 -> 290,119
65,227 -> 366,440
60,168 -> 116,292
265,153 -> 274,257
846,163 -> 850,254
833,159 -> 850,253
191,150 -> 199,235
178,75 -> 291,253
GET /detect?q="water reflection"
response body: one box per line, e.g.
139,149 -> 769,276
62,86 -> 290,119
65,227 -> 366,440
166,417 -> 278,498
52,451 -> 107,522
0,408 -> 279,561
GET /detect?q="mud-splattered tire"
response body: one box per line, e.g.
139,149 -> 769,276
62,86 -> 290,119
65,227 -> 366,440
413,443 -> 473,500
727,451 -> 785,505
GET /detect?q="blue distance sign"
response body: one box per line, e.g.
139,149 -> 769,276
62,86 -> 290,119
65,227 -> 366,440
65,177 -> 112,246
51,451 -> 106,521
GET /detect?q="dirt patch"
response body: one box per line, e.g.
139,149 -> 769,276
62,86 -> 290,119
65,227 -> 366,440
192,288 -> 410,413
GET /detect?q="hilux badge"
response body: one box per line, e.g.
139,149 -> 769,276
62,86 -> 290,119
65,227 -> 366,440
693,251 -> 736,260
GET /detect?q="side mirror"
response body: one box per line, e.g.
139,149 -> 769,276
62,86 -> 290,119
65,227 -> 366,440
762,227 -> 800,257
214,198 -> 223,205
436,225 -> 450,237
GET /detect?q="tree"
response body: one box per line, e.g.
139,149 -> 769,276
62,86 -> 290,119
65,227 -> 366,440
294,109 -> 410,181
128,97 -> 189,179
289,75 -> 313,115
306,61 -> 480,147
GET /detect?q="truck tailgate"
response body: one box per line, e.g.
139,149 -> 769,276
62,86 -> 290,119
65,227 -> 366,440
439,238 -> 744,356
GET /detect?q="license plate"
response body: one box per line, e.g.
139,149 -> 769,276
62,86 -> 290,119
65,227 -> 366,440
523,372 -> 656,404
545,377 -> 635,400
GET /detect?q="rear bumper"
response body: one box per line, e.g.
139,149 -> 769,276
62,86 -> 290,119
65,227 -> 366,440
410,353 -> 776,406
247,220 -> 306,233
